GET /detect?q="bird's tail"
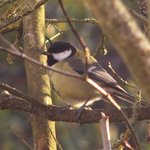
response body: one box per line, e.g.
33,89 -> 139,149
111,91 -> 149,106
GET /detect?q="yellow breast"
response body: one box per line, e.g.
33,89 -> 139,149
49,62 -> 101,106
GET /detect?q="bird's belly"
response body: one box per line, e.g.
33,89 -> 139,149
50,72 -> 101,106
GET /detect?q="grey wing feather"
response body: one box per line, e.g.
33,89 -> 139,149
87,63 -> 126,92
67,57 -> 148,105
67,57 -> 126,93
87,63 -> 150,105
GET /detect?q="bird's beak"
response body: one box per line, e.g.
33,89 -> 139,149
42,51 -> 50,55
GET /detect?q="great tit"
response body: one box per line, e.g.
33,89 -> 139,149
43,41 -> 145,107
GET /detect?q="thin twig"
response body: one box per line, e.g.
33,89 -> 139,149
146,121 -> 150,143
100,112 -> 111,150
0,83 -> 39,104
108,62 -> 137,89
48,127 -> 63,150
46,18 -> 99,25
0,0 -> 48,31
0,45 -> 81,78
8,127 -> 33,150
0,0 -> 12,8
58,0 -> 89,79
58,0 -> 86,49
0,34 -> 81,80
86,78 -> 140,150
93,34 -> 107,57
128,8 -> 148,24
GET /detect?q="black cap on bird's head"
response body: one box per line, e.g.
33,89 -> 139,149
42,41 -> 77,66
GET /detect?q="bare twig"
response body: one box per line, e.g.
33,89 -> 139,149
1,18 -> 99,34
0,83 -> 39,104
128,8 -> 148,24
8,127 -> 33,150
0,0 -> 48,31
46,18 -> 99,25
120,129 -> 134,150
118,98 -> 141,149
58,0 -> 89,78
100,112 -> 111,150
146,121 -> 150,143
0,0 -> 12,8
0,34 -> 81,80
48,127 -> 63,150
0,45 -> 81,78
108,62 -> 137,90
93,34 -> 107,57
112,136 -> 134,150
0,20 -> 21,34
86,78 -> 140,150
58,0 -> 86,50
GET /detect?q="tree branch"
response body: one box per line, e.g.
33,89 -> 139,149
58,0 -> 90,79
85,0 -> 150,102
0,90 -> 150,123
22,0 -> 56,149
0,0 -> 48,31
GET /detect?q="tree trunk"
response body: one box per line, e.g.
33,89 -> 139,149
85,0 -> 150,100
22,1 -> 56,149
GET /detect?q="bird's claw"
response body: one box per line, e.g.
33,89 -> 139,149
75,106 -> 91,121
59,104 -> 72,114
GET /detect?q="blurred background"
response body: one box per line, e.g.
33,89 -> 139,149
0,0 -> 149,149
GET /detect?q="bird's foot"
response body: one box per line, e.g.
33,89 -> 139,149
59,104 -> 72,114
75,105 -> 91,121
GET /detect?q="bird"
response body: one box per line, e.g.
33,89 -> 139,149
42,41 -> 147,109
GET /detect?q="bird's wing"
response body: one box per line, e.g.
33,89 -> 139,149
88,63 -> 150,105
65,55 -> 149,105
87,63 -> 126,92
67,57 -> 136,104
67,57 -> 125,93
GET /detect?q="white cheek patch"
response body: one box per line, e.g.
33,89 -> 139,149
52,49 -> 72,61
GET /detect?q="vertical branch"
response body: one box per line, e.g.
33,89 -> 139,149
85,0 -> 150,105
147,0 -> 150,39
100,113 -> 111,150
86,78 -> 140,150
58,0 -> 86,49
58,0 -> 89,78
22,0 -> 56,149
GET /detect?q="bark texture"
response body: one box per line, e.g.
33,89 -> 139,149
85,0 -> 150,100
22,1 -> 56,149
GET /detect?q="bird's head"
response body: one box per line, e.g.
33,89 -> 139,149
42,41 -> 77,66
